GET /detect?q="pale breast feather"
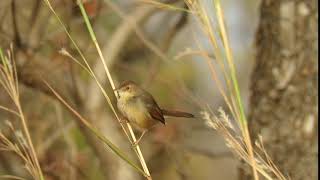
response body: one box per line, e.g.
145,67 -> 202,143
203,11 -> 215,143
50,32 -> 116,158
117,98 -> 154,129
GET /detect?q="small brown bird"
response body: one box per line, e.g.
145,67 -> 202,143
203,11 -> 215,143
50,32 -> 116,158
114,81 -> 194,146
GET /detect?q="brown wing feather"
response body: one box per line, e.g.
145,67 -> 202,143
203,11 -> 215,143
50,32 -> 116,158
141,92 -> 165,124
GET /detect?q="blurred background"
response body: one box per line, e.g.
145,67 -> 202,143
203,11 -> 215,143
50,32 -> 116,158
0,0 -> 317,180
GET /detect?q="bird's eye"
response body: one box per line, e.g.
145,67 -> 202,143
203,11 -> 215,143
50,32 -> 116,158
125,86 -> 130,90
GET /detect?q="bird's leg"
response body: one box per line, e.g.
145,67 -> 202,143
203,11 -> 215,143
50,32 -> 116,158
132,130 -> 147,147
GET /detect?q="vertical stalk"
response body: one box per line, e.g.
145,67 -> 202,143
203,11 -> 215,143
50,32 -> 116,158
77,1 -> 152,178
16,96 -> 44,180
214,1 -> 259,179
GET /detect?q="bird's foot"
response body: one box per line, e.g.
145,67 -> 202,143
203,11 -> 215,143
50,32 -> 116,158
131,140 -> 140,148
119,118 -> 129,124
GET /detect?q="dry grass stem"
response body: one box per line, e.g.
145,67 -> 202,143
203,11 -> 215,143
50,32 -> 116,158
42,0 -> 152,178
202,108 -> 287,180
76,0 -> 151,176
139,0 -> 191,13
0,47 -> 44,180
42,79 -> 147,176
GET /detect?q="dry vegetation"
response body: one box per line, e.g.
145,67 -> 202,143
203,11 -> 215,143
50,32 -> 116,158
0,0 -> 315,180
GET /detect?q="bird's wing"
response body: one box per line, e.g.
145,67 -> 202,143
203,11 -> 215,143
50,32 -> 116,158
141,92 -> 165,124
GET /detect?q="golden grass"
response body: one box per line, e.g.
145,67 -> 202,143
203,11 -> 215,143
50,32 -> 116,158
202,109 -> 287,180
0,46 -> 44,180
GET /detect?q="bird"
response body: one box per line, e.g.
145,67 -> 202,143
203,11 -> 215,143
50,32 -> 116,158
114,80 -> 194,146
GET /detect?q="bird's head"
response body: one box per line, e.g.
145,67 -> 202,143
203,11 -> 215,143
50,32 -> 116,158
114,81 -> 142,100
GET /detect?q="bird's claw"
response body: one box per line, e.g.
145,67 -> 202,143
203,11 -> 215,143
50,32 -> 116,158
120,118 -> 129,124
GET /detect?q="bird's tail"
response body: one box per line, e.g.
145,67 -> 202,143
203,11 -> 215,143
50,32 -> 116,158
161,109 -> 194,118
